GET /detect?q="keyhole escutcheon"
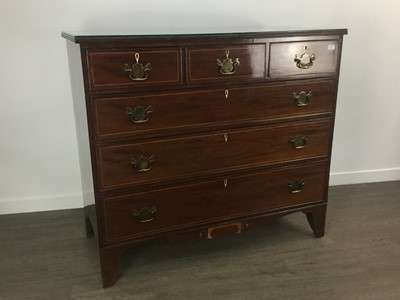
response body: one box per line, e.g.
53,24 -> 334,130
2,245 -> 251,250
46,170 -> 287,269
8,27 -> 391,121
224,133 -> 229,142
224,179 -> 228,188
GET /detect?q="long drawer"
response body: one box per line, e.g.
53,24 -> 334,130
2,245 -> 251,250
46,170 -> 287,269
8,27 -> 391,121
93,79 -> 334,140
102,162 -> 328,243
97,119 -> 331,190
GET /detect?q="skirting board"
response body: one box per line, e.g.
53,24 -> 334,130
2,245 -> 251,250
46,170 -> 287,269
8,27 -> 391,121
1,168 -> 400,215
0,193 -> 83,215
329,167 -> 400,186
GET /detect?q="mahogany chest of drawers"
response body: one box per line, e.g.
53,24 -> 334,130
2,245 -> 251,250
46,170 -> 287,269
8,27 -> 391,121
63,29 -> 347,287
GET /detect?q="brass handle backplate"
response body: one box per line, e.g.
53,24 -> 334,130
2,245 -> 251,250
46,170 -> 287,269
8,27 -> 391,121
293,91 -> 312,107
130,155 -> 155,172
294,47 -> 316,69
133,206 -> 157,223
123,53 -> 152,81
288,181 -> 305,194
290,135 -> 309,149
126,106 -> 153,124
216,50 -> 240,75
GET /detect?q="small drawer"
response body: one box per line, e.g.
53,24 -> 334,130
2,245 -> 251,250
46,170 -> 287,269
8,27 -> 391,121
87,48 -> 182,90
269,40 -> 339,78
102,162 -> 328,243
187,44 -> 266,82
93,79 -> 335,140
97,119 -> 331,190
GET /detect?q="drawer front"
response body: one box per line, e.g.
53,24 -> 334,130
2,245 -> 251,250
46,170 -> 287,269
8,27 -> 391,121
87,48 -> 181,90
98,119 -> 331,190
269,40 -> 339,78
103,162 -> 328,243
187,44 -> 265,82
94,79 -> 335,139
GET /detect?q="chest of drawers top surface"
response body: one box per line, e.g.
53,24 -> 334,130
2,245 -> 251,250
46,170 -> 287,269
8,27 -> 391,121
62,29 -> 347,42
63,29 -> 346,288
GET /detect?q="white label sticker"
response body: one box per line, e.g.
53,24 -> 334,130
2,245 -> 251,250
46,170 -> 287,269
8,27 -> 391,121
328,44 -> 336,51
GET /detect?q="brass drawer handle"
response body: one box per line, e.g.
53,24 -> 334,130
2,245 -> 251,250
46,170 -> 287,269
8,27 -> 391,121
130,155 -> 155,172
126,106 -> 153,124
123,52 -> 152,81
288,181 -> 305,194
216,50 -> 240,75
293,91 -> 312,107
133,206 -> 157,223
290,135 -> 309,149
294,47 -> 316,69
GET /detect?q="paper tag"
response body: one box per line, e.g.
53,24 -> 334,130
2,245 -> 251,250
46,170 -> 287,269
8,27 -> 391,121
328,44 -> 336,51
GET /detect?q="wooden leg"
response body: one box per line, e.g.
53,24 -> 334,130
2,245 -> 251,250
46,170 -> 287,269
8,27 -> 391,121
100,246 -> 126,288
85,215 -> 95,238
303,205 -> 327,238
84,205 -> 96,238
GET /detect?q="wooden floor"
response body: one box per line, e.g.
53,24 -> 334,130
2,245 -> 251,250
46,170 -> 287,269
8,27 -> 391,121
1,181 -> 400,300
